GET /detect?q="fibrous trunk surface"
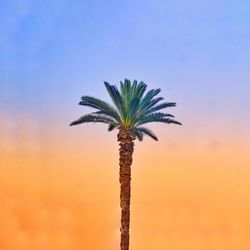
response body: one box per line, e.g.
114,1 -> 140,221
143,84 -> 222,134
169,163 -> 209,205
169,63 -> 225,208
117,128 -> 135,250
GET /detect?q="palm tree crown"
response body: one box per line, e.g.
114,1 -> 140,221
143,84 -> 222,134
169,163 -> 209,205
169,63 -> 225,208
70,79 -> 182,141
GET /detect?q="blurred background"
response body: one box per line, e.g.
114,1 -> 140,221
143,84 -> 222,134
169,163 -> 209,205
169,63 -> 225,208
0,0 -> 250,249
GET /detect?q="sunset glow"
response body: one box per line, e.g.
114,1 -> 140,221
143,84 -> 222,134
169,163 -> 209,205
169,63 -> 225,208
0,116 -> 250,249
1,0 -> 250,249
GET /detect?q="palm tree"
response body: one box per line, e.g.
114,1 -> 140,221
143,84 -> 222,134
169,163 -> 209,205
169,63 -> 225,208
70,79 -> 181,250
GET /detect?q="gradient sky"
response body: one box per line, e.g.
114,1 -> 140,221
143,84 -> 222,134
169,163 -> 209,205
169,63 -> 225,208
1,0 -> 250,249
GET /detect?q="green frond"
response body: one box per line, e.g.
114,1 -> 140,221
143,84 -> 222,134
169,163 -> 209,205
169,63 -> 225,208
135,81 -> 147,100
162,118 -> 182,125
120,79 -> 132,112
145,102 -> 176,114
129,98 -> 140,119
137,127 -> 158,141
141,111 -> 175,119
140,88 -> 161,110
133,129 -> 144,141
135,112 -> 174,125
142,97 -> 164,111
79,96 -> 121,122
137,113 -> 182,126
108,124 -> 118,131
131,80 -> 138,99
90,110 -> 120,121
70,114 -> 116,126
104,81 -> 125,120
71,79 -> 181,132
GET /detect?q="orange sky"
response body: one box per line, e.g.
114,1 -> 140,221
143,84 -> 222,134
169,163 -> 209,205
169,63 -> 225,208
0,117 -> 250,250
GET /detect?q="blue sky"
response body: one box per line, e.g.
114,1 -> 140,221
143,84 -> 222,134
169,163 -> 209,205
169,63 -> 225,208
1,0 -> 250,140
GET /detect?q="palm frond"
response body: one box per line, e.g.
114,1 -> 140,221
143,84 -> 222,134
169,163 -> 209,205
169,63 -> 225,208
135,112 -> 174,125
135,81 -> 147,101
137,127 -> 158,141
91,110 -> 117,118
104,81 -> 125,120
131,80 -> 138,99
137,113 -> 182,126
79,96 -> 121,122
133,129 -> 144,141
129,97 -> 140,119
142,97 -> 164,111
108,124 -> 117,131
140,88 -> 161,110
70,114 -> 116,126
145,102 -> 176,114
120,79 -> 132,112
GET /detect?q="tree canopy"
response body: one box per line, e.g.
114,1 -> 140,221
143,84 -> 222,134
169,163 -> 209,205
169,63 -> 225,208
70,79 -> 181,141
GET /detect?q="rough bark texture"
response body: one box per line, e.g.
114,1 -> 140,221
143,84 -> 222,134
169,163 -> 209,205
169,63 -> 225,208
117,128 -> 136,250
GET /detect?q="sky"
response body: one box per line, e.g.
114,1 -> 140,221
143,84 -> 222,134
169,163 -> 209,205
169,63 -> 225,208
0,0 -> 250,249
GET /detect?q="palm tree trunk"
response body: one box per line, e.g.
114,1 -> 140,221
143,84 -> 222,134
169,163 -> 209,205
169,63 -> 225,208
117,128 -> 136,250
